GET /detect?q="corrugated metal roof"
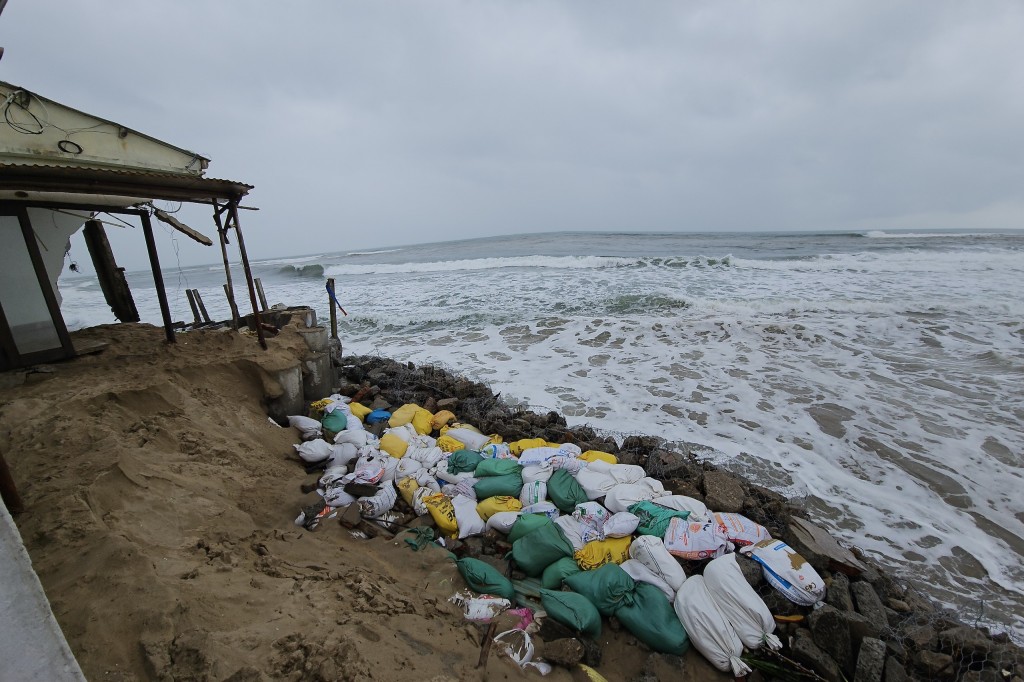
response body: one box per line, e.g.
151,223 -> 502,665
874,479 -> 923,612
0,163 -> 252,203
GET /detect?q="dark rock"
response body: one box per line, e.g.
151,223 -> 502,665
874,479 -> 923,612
809,605 -> 856,676
884,607 -> 902,630
854,637 -> 887,682
737,553 -> 765,589
902,587 -> 936,614
703,471 -> 745,513
791,629 -> 844,682
902,623 -> 938,652
666,478 -> 704,500
883,657 -> 909,682
639,652 -> 686,682
435,397 -> 458,409
959,671 -> 1005,682
787,516 -> 868,576
851,582 -> 888,630
885,639 -> 907,662
992,642 -> 1024,674
761,589 -> 805,617
887,599 -> 911,613
938,625 -> 994,658
825,572 -> 855,612
645,449 -> 695,479
916,650 -> 955,680
368,396 -> 390,411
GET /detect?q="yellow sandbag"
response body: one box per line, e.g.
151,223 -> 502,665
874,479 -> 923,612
574,536 -> 632,571
475,496 -> 523,521
389,403 -> 421,428
437,435 -> 466,453
379,432 -> 409,458
432,410 -> 456,430
412,408 -> 434,435
424,494 -> 458,536
487,434 -> 504,445
441,422 -> 481,435
579,450 -> 618,465
509,438 -> 548,455
349,402 -> 372,420
398,476 -> 419,506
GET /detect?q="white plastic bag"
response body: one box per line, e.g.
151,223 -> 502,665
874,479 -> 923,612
664,518 -> 732,561
450,590 -> 510,622
603,512 -> 640,538
628,535 -> 686,592
652,495 -> 710,522
714,512 -> 771,548
674,576 -> 751,676
619,559 -> 675,601
294,439 -> 333,463
703,553 -> 782,651
452,494 -> 486,539
323,487 -> 356,508
553,515 -> 586,551
493,629 -> 553,675
741,538 -> 825,606
486,511 -> 521,534
288,415 -> 322,440
359,481 -> 397,518
519,481 -> 547,507
349,453 -> 386,484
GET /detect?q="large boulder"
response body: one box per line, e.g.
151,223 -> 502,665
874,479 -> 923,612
854,637 -> 887,682
787,516 -> 868,576
825,572 -> 855,612
792,629 -> 844,682
851,582 -> 887,629
702,470 -> 745,513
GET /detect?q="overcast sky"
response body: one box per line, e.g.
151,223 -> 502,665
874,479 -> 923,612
2,1 -> 1023,269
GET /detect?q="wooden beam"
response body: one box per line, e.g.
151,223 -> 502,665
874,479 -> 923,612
153,208 -> 213,246
139,211 -> 175,344
83,219 -> 140,323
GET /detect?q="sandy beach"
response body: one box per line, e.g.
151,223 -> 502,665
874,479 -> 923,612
2,322 -> 732,681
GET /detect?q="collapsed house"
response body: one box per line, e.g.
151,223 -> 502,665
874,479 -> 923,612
0,80 -> 267,371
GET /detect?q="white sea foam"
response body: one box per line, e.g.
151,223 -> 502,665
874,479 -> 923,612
324,255 -> 636,276
864,230 -> 1001,239
346,248 -> 404,256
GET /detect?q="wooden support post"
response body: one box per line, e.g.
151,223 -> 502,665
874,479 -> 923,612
185,289 -> 202,325
227,199 -> 267,350
328,278 -> 338,340
140,211 -> 175,344
194,291 -> 212,324
212,204 -> 241,330
254,278 -> 268,311
82,219 -> 140,322
0,448 -> 24,514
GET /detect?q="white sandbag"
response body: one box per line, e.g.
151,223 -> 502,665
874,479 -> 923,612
288,415 -> 322,440
452,494 -> 486,539
664,517 -> 732,561
741,539 -> 825,606
333,429 -> 374,447
558,443 -> 582,457
703,554 -> 782,651
406,445 -> 444,468
452,477 -> 479,501
380,455 -> 401,483
604,483 -> 658,513
359,481 -> 397,519
519,481 -> 547,507
653,495 -> 711,522
323,483 -> 356,508
714,512 -> 771,548
516,447 -> 561,467
607,464 -> 647,484
319,466 -> 348,489
396,457 -> 425,478
326,442 -> 359,468
572,502 -> 609,544
638,477 -> 668,497
574,467 -> 617,500
674,575 -> 751,676
603,512 -> 640,538
349,453 -> 386,484
628,535 -> 686,592
294,439 -> 333,463
412,487 -> 432,516
435,467 -> 476,485
486,511 -> 522,534
521,464 -> 554,484
344,414 -> 365,432
387,424 -> 418,443
480,442 -> 513,459
409,433 -> 438,449
521,501 -> 560,519
553,515 -> 586,551
550,455 -> 586,475
445,427 -> 491,451
620,559 -> 675,601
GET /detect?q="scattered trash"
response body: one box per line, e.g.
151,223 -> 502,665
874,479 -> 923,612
449,590 -> 511,622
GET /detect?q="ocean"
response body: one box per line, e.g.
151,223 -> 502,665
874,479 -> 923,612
59,229 -> 1024,638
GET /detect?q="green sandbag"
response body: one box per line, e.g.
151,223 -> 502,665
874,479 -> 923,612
448,449 -> 484,475
508,513 -> 551,544
540,589 -> 602,638
628,500 -> 690,537
614,582 -> 689,655
321,410 -> 348,434
512,522 -> 573,577
473,472 -> 523,499
546,469 -> 589,514
474,458 -> 522,478
564,563 -> 636,617
456,557 -> 516,601
542,557 -> 582,590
